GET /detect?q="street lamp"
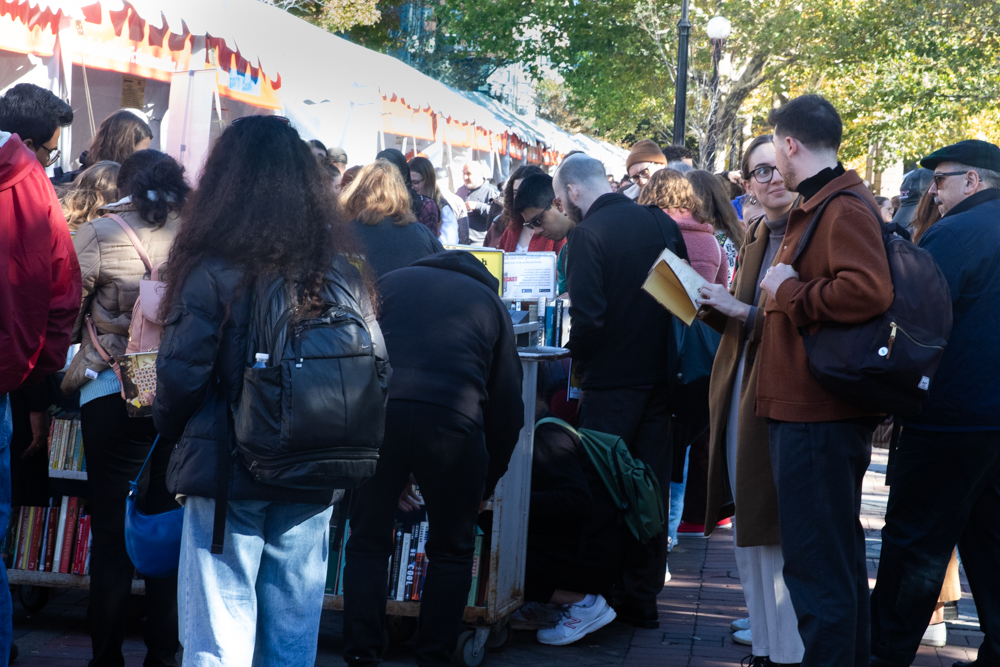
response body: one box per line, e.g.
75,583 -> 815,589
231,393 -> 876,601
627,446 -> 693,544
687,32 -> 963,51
704,15 -> 732,169
671,0 -> 691,146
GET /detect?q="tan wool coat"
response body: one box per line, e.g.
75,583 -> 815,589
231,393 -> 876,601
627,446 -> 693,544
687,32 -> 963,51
702,217 -> 781,546
62,203 -> 179,394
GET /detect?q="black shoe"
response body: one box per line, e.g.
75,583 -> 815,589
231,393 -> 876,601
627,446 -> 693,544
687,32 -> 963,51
741,657 -> 770,667
612,599 -> 659,629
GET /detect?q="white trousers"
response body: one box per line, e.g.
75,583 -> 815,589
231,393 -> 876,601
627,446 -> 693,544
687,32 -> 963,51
727,345 -> 804,664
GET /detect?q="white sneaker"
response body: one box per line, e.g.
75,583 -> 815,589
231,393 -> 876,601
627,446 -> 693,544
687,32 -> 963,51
733,628 -> 752,646
920,622 -> 947,647
664,562 -> 671,584
536,594 -> 617,646
510,602 -> 563,630
730,617 -> 751,632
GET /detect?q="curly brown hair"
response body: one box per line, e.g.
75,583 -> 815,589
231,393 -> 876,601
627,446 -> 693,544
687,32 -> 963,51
60,160 -> 120,232
637,169 -> 704,219
340,160 -> 417,226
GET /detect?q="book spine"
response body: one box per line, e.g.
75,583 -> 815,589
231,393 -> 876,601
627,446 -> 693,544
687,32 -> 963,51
389,525 -> 403,599
43,506 -> 59,572
16,506 -> 30,570
395,532 -> 410,602
52,496 -> 68,574
83,519 -> 92,575
60,498 -> 79,574
72,515 -> 86,575
71,425 -> 84,471
555,300 -> 564,347
544,305 -> 555,347
37,508 -> 49,571
403,533 -> 418,600
27,507 -> 44,571
411,521 -> 428,601
467,531 -> 483,607
50,419 -> 63,470
64,420 -> 79,470
46,419 -> 56,468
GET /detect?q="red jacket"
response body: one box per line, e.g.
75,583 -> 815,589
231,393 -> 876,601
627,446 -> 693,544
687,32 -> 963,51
0,133 -> 81,393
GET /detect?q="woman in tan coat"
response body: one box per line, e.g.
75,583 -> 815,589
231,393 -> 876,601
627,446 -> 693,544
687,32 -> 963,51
64,150 -> 188,667
696,135 -> 804,666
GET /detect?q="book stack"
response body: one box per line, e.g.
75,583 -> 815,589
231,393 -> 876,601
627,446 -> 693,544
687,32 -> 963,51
542,299 -> 568,348
2,497 -> 91,575
47,414 -> 87,475
324,512 -> 489,607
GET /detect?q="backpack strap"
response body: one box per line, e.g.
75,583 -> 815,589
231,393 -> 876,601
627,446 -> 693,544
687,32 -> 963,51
535,417 -> 580,439
791,190 -> 883,265
105,213 -> 153,274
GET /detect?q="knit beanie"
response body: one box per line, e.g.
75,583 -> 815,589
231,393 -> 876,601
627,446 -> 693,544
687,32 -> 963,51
626,139 -> 667,171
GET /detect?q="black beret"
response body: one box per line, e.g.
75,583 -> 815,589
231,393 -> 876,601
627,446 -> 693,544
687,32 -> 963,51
920,139 -> 1000,172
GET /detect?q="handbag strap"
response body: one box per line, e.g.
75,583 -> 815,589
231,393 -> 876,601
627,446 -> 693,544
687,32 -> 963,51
791,190 -> 883,265
105,213 -> 153,274
212,380 -> 230,555
85,314 -> 120,373
130,435 -> 161,491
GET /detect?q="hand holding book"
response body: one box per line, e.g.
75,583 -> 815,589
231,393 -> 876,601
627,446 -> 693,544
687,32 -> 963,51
697,283 -> 751,322
641,248 -> 710,325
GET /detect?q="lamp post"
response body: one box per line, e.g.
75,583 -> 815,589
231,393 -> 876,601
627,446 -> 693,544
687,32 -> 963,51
704,15 -> 732,169
671,0 -> 691,146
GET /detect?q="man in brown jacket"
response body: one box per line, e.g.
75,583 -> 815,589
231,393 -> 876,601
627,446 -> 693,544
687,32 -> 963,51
756,95 -> 893,667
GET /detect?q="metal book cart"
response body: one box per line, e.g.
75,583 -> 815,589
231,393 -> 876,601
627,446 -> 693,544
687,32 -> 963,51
322,347 -> 568,667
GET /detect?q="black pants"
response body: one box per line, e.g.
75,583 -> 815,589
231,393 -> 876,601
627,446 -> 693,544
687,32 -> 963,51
769,420 -> 873,667
80,394 -> 179,667
578,385 -> 671,605
524,545 -> 618,604
871,429 -> 1000,665
343,400 -> 488,667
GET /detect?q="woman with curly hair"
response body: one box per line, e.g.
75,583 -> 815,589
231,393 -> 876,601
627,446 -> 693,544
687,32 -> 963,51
60,160 -> 120,232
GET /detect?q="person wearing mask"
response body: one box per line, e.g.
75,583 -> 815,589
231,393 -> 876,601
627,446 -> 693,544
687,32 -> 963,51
513,174 -> 576,295
457,161 -> 500,246
153,117 -> 386,666
341,159 -> 444,279
409,156 -> 459,245
0,97 -> 81,664
377,148 -> 441,237
60,161 -> 121,233
754,95 -> 893,667
485,165 -> 544,248
62,150 -> 186,667
621,140 -> 667,200
343,250 -> 523,667
554,154 -> 688,629
696,134 -> 805,666
870,140 -> 1000,667
435,166 -> 470,244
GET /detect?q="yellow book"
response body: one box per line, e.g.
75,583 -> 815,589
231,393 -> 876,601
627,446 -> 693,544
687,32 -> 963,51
642,247 -> 708,326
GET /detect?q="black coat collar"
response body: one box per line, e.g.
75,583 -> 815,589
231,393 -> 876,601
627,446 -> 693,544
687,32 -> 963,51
942,188 -> 1000,219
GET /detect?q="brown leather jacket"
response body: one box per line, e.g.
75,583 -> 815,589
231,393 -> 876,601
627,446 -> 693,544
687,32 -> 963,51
62,203 -> 179,394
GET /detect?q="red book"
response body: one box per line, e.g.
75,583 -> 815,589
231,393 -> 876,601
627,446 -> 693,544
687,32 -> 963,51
73,516 -> 90,575
43,507 -> 59,572
60,498 -> 79,574
27,507 -> 45,571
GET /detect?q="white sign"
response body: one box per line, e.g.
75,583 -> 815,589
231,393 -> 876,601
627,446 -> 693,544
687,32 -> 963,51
502,252 -> 557,299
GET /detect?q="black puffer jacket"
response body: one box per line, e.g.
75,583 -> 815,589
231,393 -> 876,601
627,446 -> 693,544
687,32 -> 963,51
152,255 -> 389,504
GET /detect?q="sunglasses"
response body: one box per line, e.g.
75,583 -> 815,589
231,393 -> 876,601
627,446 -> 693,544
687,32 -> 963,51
931,170 -> 969,187
524,205 -> 551,228
231,115 -> 291,126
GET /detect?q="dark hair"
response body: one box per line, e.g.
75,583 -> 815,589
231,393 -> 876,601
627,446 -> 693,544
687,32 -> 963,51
376,148 -> 425,217
662,145 -> 694,162
497,165 -> 544,235
0,83 -> 73,147
308,139 -> 327,152
686,170 -> 745,247
160,116 -> 358,319
874,196 -> 891,207
340,165 -> 361,190
767,94 -> 842,152
514,174 -> 555,213
116,150 -> 189,227
85,110 -> 153,167
408,156 -> 440,202
741,134 -> 774,179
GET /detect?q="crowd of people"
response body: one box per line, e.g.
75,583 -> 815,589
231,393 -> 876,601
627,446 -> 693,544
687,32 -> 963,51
0,80 -> 997,667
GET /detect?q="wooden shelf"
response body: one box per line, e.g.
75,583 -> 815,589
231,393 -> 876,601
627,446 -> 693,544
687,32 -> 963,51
49,470 -> 87,481
7,569 -> 144,594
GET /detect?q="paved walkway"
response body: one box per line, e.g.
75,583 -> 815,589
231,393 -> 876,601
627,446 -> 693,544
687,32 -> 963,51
11,450 -> 983,666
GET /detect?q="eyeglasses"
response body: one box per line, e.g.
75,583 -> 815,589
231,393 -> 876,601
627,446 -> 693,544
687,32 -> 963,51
524,205 -> 551,229
231,115 -> 291,126
630,168 -> 652,184
748,165 -> 780,184
932,170 -> 969,187
40,145 -> 60,167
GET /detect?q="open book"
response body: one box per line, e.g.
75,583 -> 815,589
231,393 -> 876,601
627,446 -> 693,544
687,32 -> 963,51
642,248 -> 708,326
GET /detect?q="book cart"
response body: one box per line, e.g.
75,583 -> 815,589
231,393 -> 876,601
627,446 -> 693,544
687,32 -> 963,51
322,347 -> 568,667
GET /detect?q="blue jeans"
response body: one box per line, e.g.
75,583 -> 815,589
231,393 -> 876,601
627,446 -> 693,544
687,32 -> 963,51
177,496 -> 333,667
667,447 -> 689,550
0,395 -> 12,667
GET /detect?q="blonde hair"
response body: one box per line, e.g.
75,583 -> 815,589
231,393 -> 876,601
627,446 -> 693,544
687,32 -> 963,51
339,159 -> 416,226
61,161 -> 121,232
638,168 -> 704,220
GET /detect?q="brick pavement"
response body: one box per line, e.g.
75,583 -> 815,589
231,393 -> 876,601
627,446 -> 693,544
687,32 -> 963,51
11,450 -> 983,666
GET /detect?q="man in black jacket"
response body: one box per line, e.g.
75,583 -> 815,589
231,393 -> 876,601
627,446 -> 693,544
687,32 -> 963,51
343,250 -> 524,667
554,154 -> 688,629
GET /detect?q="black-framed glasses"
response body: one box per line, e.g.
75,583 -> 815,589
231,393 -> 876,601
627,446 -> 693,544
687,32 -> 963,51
932,170 -> 969,186
749,165 -> 780,184
231,115 -> 291,126
630,168 -> 652,184
524,205 -> 551,228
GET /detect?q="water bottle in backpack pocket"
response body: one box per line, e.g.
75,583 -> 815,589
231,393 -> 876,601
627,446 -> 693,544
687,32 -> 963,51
234,275 -> 388,491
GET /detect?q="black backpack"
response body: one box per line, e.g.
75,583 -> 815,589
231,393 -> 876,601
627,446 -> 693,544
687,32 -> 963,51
232,272 -> 389,490
792,190 -> 953,417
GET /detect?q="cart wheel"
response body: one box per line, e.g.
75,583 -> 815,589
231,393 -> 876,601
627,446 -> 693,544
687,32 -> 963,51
18,585 -> 49,613
452,629 -> 486,667
386,615 -> 418,644
487,624 -> 511,652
